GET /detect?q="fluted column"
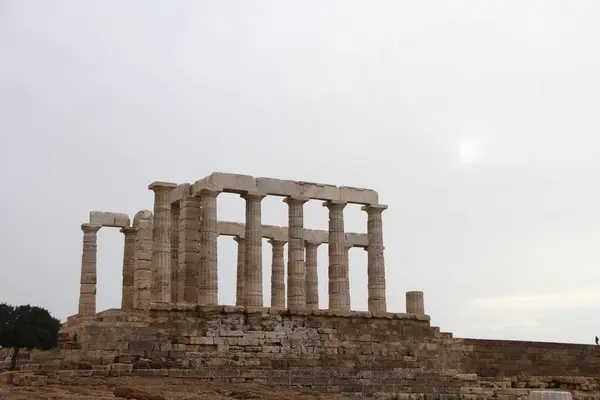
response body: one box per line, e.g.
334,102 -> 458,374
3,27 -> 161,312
78,223 -> 101,316
178,196 -> 201,303
305,241 -> 320,310
285,196 -> 309,308
406,291 -> 425,314
234,236 -> 246,306
133,210 -> 153,310
120,227 -> 136,310
170,203 -> 180,302
324,200 -> 349,311
198,189 -> 220,305
243,192 -> 266,307
362,204 -> 388,313
149,181 -> 177,303
269,239 -> 286,308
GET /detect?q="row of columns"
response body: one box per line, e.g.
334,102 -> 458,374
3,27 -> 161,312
77,185 -> 390,315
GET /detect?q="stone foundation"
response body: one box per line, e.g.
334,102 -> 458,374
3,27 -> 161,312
2,306 -> 600,399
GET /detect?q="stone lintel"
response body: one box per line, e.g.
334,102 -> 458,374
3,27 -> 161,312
148,181 -> 178,191
89,211 -> 130,228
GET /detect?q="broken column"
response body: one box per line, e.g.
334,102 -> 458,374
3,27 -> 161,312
305,240 -> 320,310
133,210 -> 153,310
120,226 -> 136,310
198,189 -> 220,305
178,196 -> 201,303
362,204 -> 388,313
324,201 -> 350,311
148,181 -> 177,303
234,235 -> 246,306
285,196 -> 309,308
269,239 -> 286,308
406,291 -> 425,314
243,192 -> 266,307
78,223 -> 101,316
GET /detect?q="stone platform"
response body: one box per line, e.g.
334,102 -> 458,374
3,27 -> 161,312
3,305 -> 600,399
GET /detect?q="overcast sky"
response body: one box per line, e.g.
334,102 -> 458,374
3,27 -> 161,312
1,1 -> 600,344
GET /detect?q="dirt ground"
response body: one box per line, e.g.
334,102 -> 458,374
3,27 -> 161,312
0,376 -> 355,400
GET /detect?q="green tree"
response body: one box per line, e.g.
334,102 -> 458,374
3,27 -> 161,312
0,304 -> 61,370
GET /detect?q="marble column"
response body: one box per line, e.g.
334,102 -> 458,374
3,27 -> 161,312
324,200 -> 350,311
170,203 -> 180,303
78,223 -> 101,316
243,192 -> 266,307
198,189 -> 220,305
120,227 -> 136,310
362,204 -> 388,313
149,181 -> 177,303
284,196 -> 309,308
178,196 -> 201,303
269,239 -> 286,308
305,241 -> 320,310
406,291 -> 425,314
234,236 -> 246,306
133,210 -> 153,310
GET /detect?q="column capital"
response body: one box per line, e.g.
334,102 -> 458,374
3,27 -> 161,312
305,240 -> 321,249
284,195 -> 309,205
323,200 -> 347,210
361,204 -> 388,214
120,226 -> 137,235
268,239 -> 287,247
197,188 -> 221,198
148,181 -> 178,192
241,191 -> 267,201
81,223 -> 102,233
233,235 -> 245,243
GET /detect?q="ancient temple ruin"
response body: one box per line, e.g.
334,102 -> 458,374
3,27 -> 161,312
77,172 -> 424,317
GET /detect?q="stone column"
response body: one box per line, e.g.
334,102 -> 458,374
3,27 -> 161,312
284,196 -> 309,309
305,241 -> 320,310
343,244 -> 352,309
149,181 -> 177,303
198,189 -> 220,305
362,204 -> 388,313
178,196 -> 201,303
243,192 -> 266,307
234,236 -> 246,306
269,239 -> 286,308
324,201 -> 350,311
406,291 -> 425,314
78,223 -> 101,316
133,210 -> 153,310
170,203 -> 180,303
120,227 -> 136,310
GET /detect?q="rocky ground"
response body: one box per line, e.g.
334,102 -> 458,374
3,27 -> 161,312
0,374 -> 353,400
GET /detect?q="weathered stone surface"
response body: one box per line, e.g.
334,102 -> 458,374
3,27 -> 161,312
89,211 -> 130,228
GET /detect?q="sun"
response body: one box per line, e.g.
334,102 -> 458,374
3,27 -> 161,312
459,142 -> 479,164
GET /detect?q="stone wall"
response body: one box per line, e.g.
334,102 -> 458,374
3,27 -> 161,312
2,306 -> 600,399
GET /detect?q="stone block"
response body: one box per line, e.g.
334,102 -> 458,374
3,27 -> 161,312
256,177 -> 300,197
298,181 -> 340,200
193,172 -> 257,194
89,211 -> 130,228
339,186 -> 379,205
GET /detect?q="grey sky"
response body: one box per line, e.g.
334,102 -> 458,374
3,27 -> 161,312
1,1 -> 599,344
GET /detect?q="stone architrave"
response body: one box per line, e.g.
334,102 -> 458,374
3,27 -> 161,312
170,202 -> 180,302
284,196 -> 309,309
243,192 -> 266,307
133,211 -> 153,310
324,200 -> 349,311
148,181 -> 177,303
120,227 -> 136,310
305,240 -> 320,310
78,223 -> 102,316
269,239 -> 286,308
178,196 -> 201,303
233,236 -> 246,306
198,189 -> 220,305
362,204 -> 388,313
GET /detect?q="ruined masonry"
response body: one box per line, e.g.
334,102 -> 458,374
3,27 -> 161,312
3,172 -> 600,400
